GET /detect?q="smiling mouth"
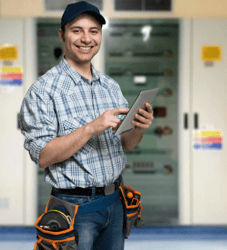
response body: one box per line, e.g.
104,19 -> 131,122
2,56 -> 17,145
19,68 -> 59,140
76,46 -> 93,51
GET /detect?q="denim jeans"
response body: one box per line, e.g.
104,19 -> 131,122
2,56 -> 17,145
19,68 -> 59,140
51,189 -> 125,250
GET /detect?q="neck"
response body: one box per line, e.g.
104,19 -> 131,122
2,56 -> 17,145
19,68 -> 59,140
65,56 -> 93,82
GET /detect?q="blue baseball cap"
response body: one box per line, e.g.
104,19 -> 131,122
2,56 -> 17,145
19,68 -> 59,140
61,1 -> 106,30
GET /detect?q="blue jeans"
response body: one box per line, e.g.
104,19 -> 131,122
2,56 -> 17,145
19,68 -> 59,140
52,190 -> 125,250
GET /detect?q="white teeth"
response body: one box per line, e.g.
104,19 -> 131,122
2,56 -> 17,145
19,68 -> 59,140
79,47 -> 91,50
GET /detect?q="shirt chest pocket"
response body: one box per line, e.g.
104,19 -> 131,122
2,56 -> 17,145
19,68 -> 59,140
58,115 -> 98,154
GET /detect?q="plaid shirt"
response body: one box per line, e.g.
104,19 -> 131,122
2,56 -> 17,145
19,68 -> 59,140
19,58 -> 128,188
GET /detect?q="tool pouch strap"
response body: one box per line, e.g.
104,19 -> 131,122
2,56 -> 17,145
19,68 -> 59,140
34,195 -> 79,250
119,176 -> 145,238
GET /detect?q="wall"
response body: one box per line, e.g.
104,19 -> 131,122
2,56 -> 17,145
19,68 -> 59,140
175,0 -> 227,18
0,0 -> 227,19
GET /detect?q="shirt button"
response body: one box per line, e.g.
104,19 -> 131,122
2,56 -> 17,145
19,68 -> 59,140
96,110 -> 98,114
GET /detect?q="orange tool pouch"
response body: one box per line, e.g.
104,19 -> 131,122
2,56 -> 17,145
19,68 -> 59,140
33,195 -> 79,250
119,183 -> 145,238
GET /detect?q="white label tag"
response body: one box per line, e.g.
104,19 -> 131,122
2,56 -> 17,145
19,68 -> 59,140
134,76 -> 147,84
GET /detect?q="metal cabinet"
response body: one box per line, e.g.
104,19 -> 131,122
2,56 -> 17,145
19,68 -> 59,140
179,19 -> 227,225
0,18 -> 37,225
104,19 -> 179,225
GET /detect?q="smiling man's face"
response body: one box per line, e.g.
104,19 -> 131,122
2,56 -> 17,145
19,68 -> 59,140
59,13 -> 102,67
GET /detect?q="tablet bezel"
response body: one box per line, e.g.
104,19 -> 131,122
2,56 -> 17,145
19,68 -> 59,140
115,88 -> 159,136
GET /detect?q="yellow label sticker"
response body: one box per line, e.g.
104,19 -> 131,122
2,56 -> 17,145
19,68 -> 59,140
0,45 -> 18,61
0,66 -> 23,73
201,46 -> 222,62
201,130 -> 223,137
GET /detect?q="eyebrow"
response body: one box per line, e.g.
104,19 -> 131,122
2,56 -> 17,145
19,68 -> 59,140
70,26 -> 101,30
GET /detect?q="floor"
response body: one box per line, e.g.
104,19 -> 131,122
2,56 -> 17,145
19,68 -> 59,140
1,226 -> 227,250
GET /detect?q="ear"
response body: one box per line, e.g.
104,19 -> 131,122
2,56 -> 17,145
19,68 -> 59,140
58,29 -> 65,43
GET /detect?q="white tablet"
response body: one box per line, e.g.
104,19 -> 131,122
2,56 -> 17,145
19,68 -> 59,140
115,88 -> 159,136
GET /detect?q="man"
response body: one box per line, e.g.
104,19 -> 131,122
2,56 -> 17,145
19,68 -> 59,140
19,1 -> 153,249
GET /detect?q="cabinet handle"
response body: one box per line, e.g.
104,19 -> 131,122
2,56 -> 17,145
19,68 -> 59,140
194,113 -> 199,129
184,113 -> 188,129
17,113 -> 20,129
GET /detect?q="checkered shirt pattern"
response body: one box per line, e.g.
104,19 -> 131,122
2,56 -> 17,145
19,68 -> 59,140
19,58 -> 128,188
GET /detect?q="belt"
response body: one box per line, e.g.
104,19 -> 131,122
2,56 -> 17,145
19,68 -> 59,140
52,177 -> 121,196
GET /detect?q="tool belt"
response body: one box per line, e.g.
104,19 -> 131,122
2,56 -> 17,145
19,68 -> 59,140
33,189 -> 120,249
34,176 -> 144,249
119,178 -> 145,238
34,195 -> 79,250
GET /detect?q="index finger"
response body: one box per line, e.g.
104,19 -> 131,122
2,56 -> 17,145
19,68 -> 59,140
145,102 -> 153,113
112,107 -> 130,116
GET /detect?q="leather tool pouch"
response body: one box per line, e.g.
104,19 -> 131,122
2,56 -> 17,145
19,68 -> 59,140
33,195 -> 79,250
119,180 -> 145,238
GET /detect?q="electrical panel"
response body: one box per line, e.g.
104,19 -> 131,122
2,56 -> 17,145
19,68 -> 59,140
104,19 -> 179,225
37,20 -> 64,77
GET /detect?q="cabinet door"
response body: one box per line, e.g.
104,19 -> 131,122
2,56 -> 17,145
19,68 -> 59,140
0,19 -> 25,224
192,19 -> 227,224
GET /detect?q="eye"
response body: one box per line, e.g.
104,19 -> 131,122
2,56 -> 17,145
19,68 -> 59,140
91,30 -> 98,34
72,30 -> 80,33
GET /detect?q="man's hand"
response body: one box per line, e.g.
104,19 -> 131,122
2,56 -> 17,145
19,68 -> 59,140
89,108 -> 129,135
131,102 -> 154,133
121,103 -> 153,151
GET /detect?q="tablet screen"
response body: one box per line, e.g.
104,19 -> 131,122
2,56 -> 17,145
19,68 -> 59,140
115,88 -> 159,136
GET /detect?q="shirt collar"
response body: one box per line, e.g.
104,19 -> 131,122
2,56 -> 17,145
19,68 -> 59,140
91,65 -> 101,83
59,57 -> 101,85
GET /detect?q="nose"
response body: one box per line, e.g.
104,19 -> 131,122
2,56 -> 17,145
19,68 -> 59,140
81,32 -> 91,44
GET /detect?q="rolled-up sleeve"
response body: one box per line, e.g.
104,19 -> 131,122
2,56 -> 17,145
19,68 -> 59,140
18,88 -> 57,166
